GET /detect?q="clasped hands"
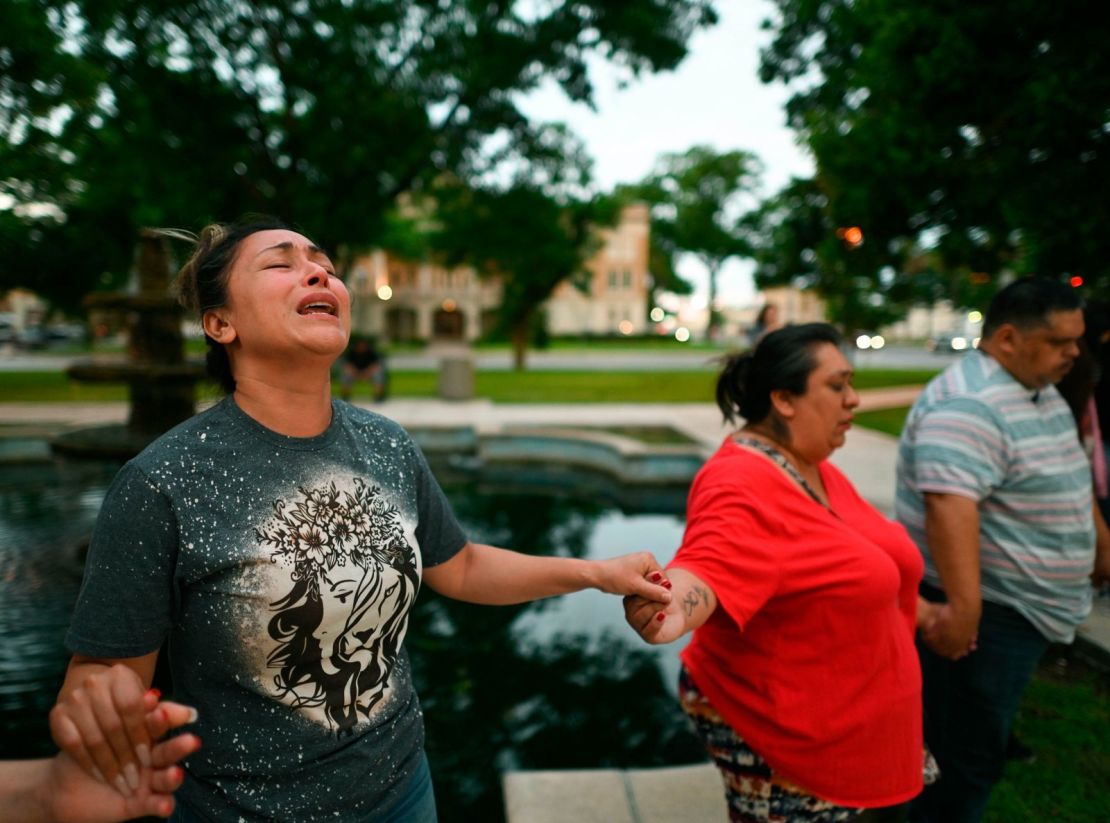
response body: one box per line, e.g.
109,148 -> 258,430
917,599 -> 979,660
48,664 -> 201,820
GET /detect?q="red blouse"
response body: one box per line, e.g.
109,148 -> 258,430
671,439 -> 923,807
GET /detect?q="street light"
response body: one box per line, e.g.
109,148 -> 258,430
837,226 -> 864,248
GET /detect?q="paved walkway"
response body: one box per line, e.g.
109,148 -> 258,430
2,387 -> 1107,822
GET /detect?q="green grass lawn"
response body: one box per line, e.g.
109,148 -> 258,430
985,654 -> 1110,822
852,406 -> 911,437
0,368 -> 936,404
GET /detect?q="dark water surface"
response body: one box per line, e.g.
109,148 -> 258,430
0,456 -> 703,822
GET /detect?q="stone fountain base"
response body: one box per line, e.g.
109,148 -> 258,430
51,361 -> 206,460
51,423 -> 161,461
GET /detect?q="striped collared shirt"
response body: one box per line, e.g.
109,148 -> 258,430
895,350 -> 1094,642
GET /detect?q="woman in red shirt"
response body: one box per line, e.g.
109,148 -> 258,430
625,323 -> 938,822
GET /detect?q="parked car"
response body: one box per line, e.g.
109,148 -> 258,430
44,323 -> 89,344
925,334 -> 979,353
15,325 -> 48,350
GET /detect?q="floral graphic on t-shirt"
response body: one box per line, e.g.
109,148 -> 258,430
255,478 -> 419,735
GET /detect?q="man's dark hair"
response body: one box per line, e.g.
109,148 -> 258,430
981,276 -> 1083,338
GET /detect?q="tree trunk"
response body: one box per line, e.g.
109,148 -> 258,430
706,263 -> 721,340
511,321 -> 529,371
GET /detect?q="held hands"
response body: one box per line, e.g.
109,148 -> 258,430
920,602 -> 979,660
591,552 -> 673,604
623,567 -> 715,645
45,701 -> 201,822
623,591 -> 688,645
50,664 -> 181,799
916,598 -> 943,635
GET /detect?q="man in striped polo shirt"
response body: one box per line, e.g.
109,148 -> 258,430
896,277 -> 1110,822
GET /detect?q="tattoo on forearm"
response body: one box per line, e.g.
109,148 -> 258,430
682,585 -> 709,617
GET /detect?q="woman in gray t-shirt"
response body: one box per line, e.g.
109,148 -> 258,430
49,218 -> 673,822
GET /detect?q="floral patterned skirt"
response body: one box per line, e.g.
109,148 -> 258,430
679,665 -> 867,823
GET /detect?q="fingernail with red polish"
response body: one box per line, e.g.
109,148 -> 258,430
663,581 -> 672,589
147,688 -> 161,699
655,612 -> 666,622
649,572 -> 662,582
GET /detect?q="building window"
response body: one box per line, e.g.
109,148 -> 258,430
608,270 -> 619,289
622,270 -> 632,288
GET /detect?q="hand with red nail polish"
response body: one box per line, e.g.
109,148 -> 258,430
589,552 -> 672,604
5,698 -> 201,823
622,567 -> 717,645
50,658 -> 160,799
622,592 -> 684,644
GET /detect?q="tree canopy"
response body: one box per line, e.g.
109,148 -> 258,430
634,146 -> 760,336
425,121 -> 601,369
758,0 -> 1109,310
0,0 -> 717,312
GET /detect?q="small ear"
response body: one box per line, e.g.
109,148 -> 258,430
202,309 -> 237,344
769,388 -> 796,419
992,323 -> 1019,355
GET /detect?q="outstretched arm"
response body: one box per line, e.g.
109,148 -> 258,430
2,699 -> 200,823
623,567 -> 718,645
422,541 -> 673,606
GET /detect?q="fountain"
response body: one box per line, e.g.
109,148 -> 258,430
50,229 -> 206,459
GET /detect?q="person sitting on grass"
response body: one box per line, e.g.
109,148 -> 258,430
340,336 -> 388,402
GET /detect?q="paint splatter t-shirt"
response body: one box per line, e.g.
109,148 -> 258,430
66,397 -> 467,821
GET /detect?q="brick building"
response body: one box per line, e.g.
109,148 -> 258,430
347,204 -> 651,343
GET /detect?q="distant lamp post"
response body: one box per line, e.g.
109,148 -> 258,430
836,226 -> 864,248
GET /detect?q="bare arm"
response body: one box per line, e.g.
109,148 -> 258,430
422,541 -> 673,605
921,492 -> 982,659
1093,498 -> 1110,587
623,567 -> 718,645
51,653 -> 161,797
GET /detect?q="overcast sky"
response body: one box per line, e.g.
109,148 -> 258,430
517,0 -> 814,308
